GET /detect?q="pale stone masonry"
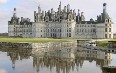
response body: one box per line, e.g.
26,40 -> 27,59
8,2 -> 113,39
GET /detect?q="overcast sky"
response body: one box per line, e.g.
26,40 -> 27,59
0,0 -> 116,33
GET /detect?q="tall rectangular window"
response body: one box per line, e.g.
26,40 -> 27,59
77,29 -> 78,32
60,29 -> 61,32
109,28 -> 111,32
69,33 -> 71,37
109,24 -> 111,27
69,28 -> 71,32
105,28 -> 107,32
109,34 -> 111,38
67,33 -> 68,37
67,29 -> 68,32
93,29 -> 96,32
105,34 -> 107,38
105,24 -> 107,26
82,29 -> 83,32
51,33 -> 52,37
48,29 -> 49,32
53,29 -> 54,32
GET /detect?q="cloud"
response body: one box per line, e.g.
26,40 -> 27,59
0,0 -> 116,33
0,9 -> 11,33
0,0 -> 9,4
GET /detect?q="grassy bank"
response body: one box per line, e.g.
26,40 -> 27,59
97,41 -> 108,46
0,38 -> 78,43
96,39 -> 116,46
0,38 -> 115,45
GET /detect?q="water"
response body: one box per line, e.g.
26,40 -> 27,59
0,47 -> 116,73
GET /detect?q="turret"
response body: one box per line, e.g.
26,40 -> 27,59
34,11 -> 36,16
21,17 -> 23,22
64,6 -> 66,12
81,12 -> 85,21
73,9 -> 75,14
42,11 -> 44,21
27,18 -> 30,22
67,4 -> 70,12
51,8 -> 54,14
73,9 -> 76,20
103,3 -> 107,14
42,11 -> 44,15
34,11 -> 36,22
48,10 -> 50,16
38,6 -> 41,14
37,5 -> 42,22
45,11 -> 47,16
102,3 -> 110,22
9,8 -> 20,25
78,9 -> 80,16
45,11 -> 49,22
59,1 -> 61,11
76,9 -> 81,22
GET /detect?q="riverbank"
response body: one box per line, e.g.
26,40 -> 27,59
77,39 -> 116,47
0,38 -> 115,46
0,41 -> 76,49
92,39 -> 116,46
0,38 -> 78,43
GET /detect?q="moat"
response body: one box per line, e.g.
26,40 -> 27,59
0,42 -> 116,73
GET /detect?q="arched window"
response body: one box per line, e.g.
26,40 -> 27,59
105,19 -> 108,23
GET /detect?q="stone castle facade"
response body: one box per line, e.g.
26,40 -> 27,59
8,2 -> 113,39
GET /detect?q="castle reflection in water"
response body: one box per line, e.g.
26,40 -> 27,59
0,44 -> 112,73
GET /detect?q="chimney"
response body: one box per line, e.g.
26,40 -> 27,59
21,17 -> 23,22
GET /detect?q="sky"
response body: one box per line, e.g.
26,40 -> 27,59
0,0 -> 116,33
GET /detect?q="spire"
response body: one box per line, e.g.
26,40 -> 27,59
14,8 -> 16,12
73,9 -> 75,14
81,12 -> 84,16
59,1 -> 61,12
67,4 -> 70,12
60,1 -> 61,6
76,9 -> 81,22
103,3 -> 107,14
38,5 -> 41,14
64,6 -> 66,12
102,3 -> 110,22
51,8 -> 53,14
81,12 -> 85,21
13,8 -> 17,17
78,9 -> 80,16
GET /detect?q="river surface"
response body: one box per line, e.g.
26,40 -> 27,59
0,47 -> 116,73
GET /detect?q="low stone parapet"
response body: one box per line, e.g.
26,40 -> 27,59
0,42 -> 77,50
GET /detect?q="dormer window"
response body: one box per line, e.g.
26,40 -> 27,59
105,19 -> 108,23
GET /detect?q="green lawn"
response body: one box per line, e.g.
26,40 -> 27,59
96,39 -> 116,46
0,38 -> 78,43
97,41 -> 108,46
0,37 -> 116,45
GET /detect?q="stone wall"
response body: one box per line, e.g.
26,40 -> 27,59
0,42 -> 77,50
0,42 -> 32,49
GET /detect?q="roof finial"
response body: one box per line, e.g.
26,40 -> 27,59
13,8 -> 17,17
38,5 -> 41,13
60,1 -> 61,6
14,8 -> 16,12
78,9 -> 80,16
78,9 -> 80,12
